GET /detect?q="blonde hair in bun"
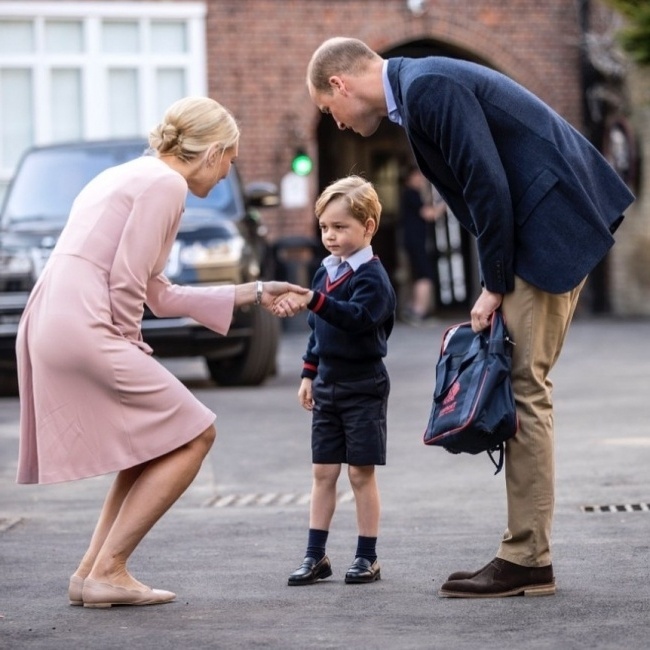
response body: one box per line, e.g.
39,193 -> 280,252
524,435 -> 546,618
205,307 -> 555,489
149,96 -> 239,163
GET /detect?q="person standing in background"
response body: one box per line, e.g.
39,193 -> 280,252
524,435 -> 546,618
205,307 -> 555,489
399,165 -> 446,324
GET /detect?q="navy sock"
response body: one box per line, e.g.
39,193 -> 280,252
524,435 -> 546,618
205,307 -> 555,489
356,535 -> 378,563
305,528 -> 329,561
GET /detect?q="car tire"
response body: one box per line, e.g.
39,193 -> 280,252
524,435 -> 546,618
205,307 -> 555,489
206,305 -> 280,386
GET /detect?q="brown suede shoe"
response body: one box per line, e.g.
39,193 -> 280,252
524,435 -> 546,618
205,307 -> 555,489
439,558 -> 555,598
446,560 -> 492,582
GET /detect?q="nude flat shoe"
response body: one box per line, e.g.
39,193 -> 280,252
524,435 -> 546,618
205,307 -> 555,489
81,578 -> 176,609
69,575 -> 84,606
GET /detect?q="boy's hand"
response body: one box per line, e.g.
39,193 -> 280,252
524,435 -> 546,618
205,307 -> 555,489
298,377 -> 314,411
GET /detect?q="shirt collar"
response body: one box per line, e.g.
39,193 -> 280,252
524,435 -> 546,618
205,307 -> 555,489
322,245 -> 374,281
383,60 -> 402,126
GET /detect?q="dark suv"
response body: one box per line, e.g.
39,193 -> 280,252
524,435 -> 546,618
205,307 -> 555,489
0,139 -> 281,389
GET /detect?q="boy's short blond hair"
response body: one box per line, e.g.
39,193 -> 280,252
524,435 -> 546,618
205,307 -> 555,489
315,175 -> 381,232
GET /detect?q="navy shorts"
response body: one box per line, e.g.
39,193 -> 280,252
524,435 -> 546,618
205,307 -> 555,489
310,369 -> 390,466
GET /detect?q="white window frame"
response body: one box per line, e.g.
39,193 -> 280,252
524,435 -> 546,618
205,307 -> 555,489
0,2 -> 207,194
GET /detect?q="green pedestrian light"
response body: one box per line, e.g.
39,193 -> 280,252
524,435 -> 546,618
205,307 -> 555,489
291,149 -> 313,176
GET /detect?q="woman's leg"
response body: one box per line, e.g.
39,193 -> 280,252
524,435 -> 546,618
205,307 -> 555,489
309,463 -> 341,530
73,464 -> 146,579
82,424 -> 216,589
347,465 -> 380,537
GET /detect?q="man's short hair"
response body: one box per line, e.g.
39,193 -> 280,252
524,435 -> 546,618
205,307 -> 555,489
307,37 -> 378,93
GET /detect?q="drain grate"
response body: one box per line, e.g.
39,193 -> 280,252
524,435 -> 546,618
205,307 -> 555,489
581,503 -> 650,513
204,491 -> 354,508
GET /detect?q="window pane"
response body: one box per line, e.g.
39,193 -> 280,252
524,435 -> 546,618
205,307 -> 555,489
0,21 -> 34,54
51,69 -> 82,142
45,21 -> 83,54
156,69 -> 185,118
3,144 -> 147,223
108,69 -> 139,136
102,21 -> 139,54
0,69 -> 33,168
151,21 -> 187,54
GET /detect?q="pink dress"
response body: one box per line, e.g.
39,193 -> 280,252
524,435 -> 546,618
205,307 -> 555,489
15,155 -> 236,484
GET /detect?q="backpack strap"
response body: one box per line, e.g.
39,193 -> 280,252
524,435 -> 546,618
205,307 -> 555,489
487,444 -> 505,475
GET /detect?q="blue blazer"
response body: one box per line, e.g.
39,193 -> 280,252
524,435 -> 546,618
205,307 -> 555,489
387,57 -> 635,294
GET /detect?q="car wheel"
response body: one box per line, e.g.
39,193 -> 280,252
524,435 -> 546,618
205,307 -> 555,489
206,306 -> 280,386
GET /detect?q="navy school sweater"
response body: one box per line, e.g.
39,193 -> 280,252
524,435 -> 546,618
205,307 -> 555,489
301,257 -> 396,383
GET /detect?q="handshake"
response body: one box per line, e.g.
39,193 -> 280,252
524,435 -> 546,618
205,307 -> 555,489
257,281 -> 313,318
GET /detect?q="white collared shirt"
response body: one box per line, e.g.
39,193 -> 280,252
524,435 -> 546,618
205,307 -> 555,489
383,60 -> 403,126
322,245 -> 374,282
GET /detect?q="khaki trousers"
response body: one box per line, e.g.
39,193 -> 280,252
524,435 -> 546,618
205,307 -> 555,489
497,275 -> 585,567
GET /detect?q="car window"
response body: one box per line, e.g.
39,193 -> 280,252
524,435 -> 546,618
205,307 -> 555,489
3,143 -> 240,224
3,145 -> 146,224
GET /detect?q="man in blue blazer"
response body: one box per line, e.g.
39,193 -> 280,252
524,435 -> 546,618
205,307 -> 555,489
307,37 -> 635,598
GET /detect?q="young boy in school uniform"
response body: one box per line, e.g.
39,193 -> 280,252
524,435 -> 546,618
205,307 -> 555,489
275,175 -> 396,585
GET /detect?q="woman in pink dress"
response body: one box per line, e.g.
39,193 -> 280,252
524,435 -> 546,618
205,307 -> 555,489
15,96 -> 305,608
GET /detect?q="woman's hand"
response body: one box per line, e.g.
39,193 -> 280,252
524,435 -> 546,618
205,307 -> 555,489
234,281 -> 308,312
259,282 -> 309,316
272,290 -> 313,317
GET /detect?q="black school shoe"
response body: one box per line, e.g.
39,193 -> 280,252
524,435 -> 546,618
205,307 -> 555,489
344,557 -> 381,584
287,556 -> 332,586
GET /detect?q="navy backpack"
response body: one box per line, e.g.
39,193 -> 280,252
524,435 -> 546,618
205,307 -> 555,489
423,310 -> 518,474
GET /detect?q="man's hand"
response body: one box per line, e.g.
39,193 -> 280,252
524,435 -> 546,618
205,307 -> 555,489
470,288 -> 503,332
